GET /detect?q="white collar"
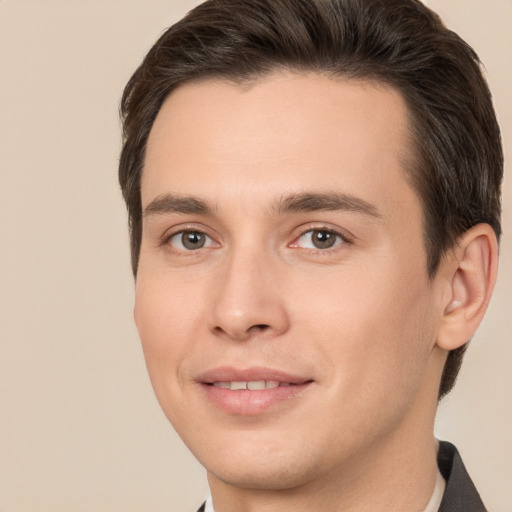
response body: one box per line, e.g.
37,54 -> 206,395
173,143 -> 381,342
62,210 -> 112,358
204,495 -> 214,512
422,467 -> 446,512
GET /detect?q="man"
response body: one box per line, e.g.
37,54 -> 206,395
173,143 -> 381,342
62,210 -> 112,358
118,0 -> 503,510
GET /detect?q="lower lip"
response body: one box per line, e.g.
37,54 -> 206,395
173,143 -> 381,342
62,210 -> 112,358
200,383 -> 313,415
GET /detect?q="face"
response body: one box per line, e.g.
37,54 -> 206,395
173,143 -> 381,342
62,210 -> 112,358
135,73 -> 446,491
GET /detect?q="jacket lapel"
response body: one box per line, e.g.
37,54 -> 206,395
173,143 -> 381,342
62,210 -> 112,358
437,441 -> 487,512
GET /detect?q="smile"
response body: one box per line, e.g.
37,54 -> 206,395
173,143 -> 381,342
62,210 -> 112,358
198,368 -> 314,415
211,381 -> 296,390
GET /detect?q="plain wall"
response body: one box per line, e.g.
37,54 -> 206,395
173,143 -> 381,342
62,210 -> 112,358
0,1 -> 510,511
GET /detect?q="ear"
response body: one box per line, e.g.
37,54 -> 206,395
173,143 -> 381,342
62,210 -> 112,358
436,224 -> 499,351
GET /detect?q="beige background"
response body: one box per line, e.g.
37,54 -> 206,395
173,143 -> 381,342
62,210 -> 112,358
0,1 -> 510,511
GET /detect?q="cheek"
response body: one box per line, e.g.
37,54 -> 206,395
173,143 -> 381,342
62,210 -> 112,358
133,272 -> 210,431
134,273 -> 200,386
296,262 -> 436,400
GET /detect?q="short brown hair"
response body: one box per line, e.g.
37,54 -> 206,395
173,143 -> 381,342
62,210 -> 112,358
119,0 -> 503,398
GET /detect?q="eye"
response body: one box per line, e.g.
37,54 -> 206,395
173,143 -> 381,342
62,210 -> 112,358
168,230 -> 215,251
294,229 -> 345,250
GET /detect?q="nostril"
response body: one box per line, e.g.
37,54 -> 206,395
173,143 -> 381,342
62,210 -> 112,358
253,324 -> 270,331
212,322 -> 272,341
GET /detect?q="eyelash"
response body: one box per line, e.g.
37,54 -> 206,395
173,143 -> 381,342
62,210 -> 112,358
289,228 -> 349,253
162,225 -> 352,255
163,227 -> 217,253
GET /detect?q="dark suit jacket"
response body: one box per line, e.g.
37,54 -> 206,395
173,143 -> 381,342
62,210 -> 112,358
437,441 -> 487,511
196,441 -> 487,511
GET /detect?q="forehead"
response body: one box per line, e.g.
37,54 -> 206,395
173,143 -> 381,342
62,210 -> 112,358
142,72 -> 416,219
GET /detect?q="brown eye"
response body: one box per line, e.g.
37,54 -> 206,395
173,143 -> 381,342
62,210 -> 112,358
169,231 -> 213,251
311,230 -> 337,249
296,229 -> 344,250
182,232 -> 206,249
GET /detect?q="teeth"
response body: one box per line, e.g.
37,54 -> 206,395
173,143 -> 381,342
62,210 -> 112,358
212,380 -> 290,390
247,380 -> 266,390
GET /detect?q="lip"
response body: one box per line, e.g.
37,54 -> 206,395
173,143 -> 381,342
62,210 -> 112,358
196,366 -> 314,416
197,366 -> 311,385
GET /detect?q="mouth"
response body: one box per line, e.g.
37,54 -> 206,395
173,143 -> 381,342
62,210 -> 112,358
210,380 -> 307,390
197,367 -> 314,415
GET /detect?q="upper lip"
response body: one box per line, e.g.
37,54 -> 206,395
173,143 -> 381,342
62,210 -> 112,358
196,366 -> 312,384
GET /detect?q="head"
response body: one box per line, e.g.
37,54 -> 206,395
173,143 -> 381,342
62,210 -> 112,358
119,0 -> 502,483
119,0 -> 502,400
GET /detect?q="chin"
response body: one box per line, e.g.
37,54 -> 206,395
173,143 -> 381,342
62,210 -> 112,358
206,457 -> 316,491
190,429 -> 331,491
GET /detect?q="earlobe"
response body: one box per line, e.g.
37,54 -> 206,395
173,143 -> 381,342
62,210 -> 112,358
436,224 -> 498,351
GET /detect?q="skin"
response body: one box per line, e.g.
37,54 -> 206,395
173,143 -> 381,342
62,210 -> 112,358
134,73 -> 494,511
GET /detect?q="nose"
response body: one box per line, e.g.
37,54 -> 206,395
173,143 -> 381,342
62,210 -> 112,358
206,248 -> 290,342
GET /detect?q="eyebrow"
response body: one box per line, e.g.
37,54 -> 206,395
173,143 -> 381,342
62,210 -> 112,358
143,194 -> 214,218
143,191 -> 382,219
273,192 -> 382,218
